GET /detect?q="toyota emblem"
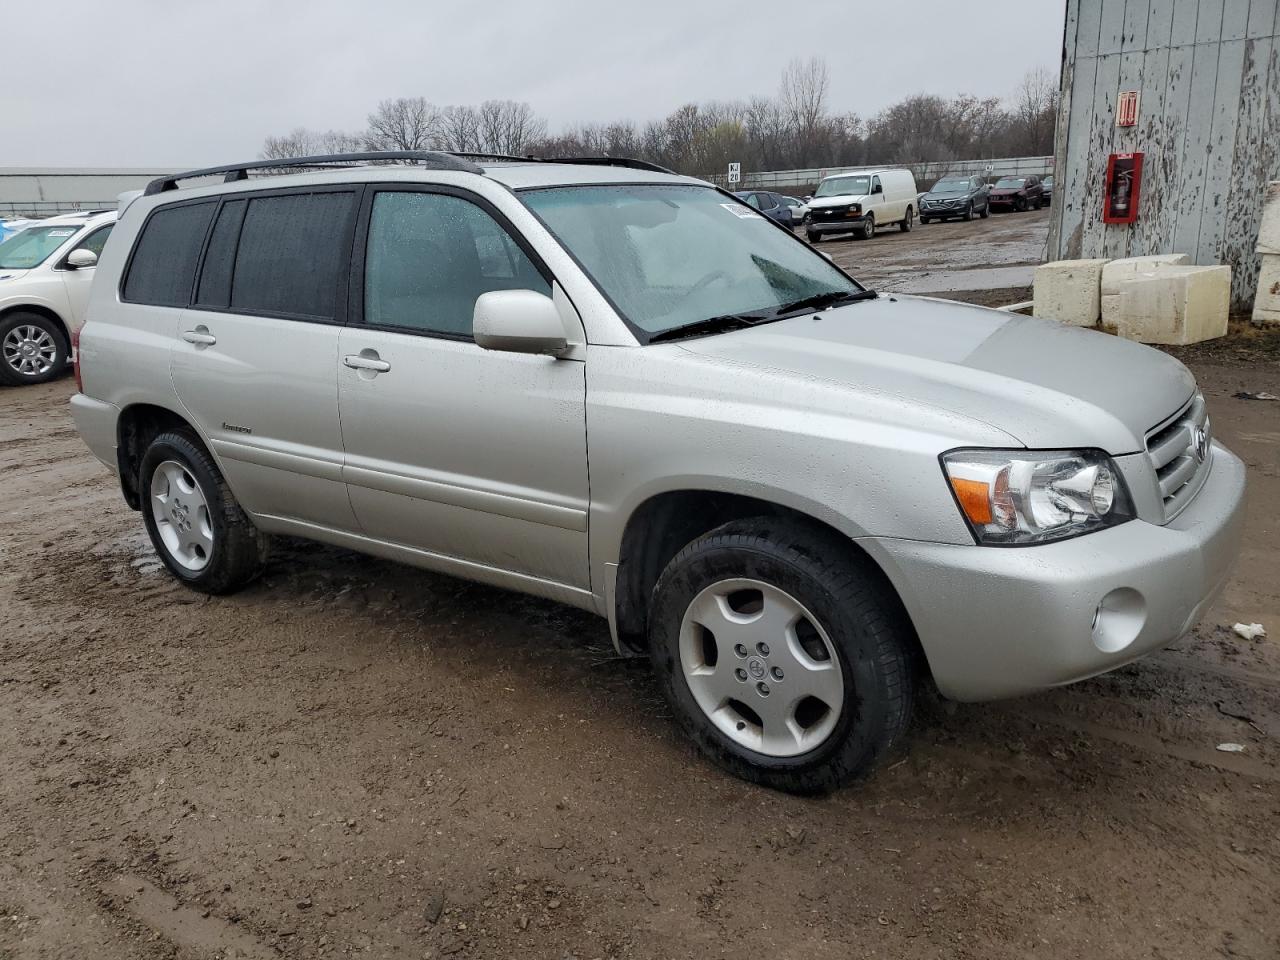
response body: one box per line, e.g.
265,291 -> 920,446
1191,422 -> 1210,463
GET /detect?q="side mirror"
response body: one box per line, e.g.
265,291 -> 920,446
473,289 -> 569,357
66,249 -> 98,269
871,183 -> 883,195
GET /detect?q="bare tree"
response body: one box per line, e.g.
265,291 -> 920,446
1008,67 -> 1059,155
261,127 -> 363,159
364,97 -> 440,151
437,104 -> 483,152
476,100 -> 547,155
779,57 -> 829,164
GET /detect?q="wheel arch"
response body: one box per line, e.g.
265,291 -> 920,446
610,488 -> 924,673
0,303 -> 70,347
115,402 -> 205,510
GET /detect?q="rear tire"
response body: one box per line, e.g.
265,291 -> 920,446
647,517 -> 916,794
140,430 -> 269,594
919,216 -> 932,225
899,207 -> 913,232
0,312 -> 68,387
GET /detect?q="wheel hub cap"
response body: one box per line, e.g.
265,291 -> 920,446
149,460 -> 213,572
678,578 -> 844,758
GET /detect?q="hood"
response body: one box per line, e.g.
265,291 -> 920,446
990,187 -> 1021,195
677,295 -> 1194,453
0,269 -> 29,283
924,191 -> 968,200
809,193 -> 870,210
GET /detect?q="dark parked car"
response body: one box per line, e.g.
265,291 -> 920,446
988,175 -> 1045,212
734,190 -> 798,227
1042,174 -> 1055,205
918,175 -> 990,223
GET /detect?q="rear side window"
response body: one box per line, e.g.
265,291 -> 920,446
195,199 -> 247,308
230,192 -> 355,319
122,201 -> 216,306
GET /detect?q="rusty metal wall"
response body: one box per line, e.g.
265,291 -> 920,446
1049,0 -> 1280,309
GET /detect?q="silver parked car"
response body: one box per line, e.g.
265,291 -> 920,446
72,152 -> 1246,794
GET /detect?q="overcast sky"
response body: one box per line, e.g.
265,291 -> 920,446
4,0 -> 1065,167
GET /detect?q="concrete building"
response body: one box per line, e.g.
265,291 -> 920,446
0,168 -> 178,218
1048,0 -> 1280,310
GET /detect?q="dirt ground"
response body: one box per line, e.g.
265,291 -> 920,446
2,313 -> 1280,960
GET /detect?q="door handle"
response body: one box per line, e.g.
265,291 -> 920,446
181,329 -> 216,346
343,354 -> 391,373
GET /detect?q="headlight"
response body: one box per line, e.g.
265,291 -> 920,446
941,449 -> 1134,545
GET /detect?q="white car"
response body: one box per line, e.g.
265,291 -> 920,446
0,210 -> 117,385
806,168 -> 918,242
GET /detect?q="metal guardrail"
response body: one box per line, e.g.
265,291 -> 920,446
1,200 -> 117,218
705,156 -> 1054,190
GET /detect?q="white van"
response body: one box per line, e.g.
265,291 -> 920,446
0,210 -> 117,385
805,168 -> 917,242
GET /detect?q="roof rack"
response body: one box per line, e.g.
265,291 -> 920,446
541,156 -> 677,175
142,151 -> 484,196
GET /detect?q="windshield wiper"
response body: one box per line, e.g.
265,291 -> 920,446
771,288 -> 877,318
647,312 -> 778,344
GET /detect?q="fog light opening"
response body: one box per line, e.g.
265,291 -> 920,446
1091,587 -> 1146,654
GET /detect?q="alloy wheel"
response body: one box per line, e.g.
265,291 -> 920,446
2,324 -> 57,378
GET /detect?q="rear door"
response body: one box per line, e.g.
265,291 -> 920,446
336,184 -> 590,591
169,187 -> 360,529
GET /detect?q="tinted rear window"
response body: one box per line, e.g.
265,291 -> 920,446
122,202 -> 216,306
230,192 -> 355,319
195,199 -> 247,308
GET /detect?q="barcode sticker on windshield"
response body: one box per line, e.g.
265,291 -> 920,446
47,229 -> 76,237
721,204 -> 763,219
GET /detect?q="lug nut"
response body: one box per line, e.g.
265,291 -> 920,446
756,642 -> 770,657
734,668 -> 747,682
756,682 -> 770,697
771,666 -> 784,681
733,643 -> 748,658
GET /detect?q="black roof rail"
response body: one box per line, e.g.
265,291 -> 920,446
142,151 -> 484,196
541,156 -> 678,175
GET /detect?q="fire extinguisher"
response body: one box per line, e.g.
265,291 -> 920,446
1111,170 -> 1131,215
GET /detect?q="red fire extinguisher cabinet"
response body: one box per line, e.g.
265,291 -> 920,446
1102,152 -> 1144,224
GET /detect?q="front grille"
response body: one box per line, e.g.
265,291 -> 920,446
813,206 -> 855,221
1145,392 -> 1212,520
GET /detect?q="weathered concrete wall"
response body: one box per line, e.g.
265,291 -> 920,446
1049,0 -> 1280,310
0,168 -> 176,217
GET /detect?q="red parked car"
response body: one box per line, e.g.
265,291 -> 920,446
987,175 -> 1045,212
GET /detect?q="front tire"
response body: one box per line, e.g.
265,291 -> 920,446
0,312 -> 67,386
855,214 -> 875,241
962,202 -> 974,222
1015,196 -> 1027,212
979,202 -> 990,219
140,430 -> 269,594
807,231 -> 821,244
647,518 -> 916,794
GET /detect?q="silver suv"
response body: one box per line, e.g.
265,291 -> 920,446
72,152 -> 1246,793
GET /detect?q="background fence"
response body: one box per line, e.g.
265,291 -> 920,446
703,156 -> 1054,191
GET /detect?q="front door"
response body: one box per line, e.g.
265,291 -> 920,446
336,186 -> 590,592
59,223 -> 114,329
170,188 -> 360,529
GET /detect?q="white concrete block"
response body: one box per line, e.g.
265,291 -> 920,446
1033,258 -> 1108,327
1252,252 -> 1280,327
1257,181 -> 1280,255
1100,293 -> 1123,333
1115,265 -> 1231,345
1100,253 -> 1191,296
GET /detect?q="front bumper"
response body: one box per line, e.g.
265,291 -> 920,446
920,204 -> 966,217
988,195 -> 1021,206
808,216 -> 868,234
69,393 -> 120,473
863,441 -> 1247,701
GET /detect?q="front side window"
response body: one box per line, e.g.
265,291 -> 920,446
814,175 -> 870,198
231,192 -> 356,319
0,224 -> 80,269
521,184 -> 863,338
70,224 -> 114,259
123,202 -> 217,306
363,191 -> 549,336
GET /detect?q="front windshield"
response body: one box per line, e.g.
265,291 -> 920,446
521,184 -> 863,337
931,179 -> 970,192
994,177 -> 1026,188
0,224 -> 79,269
814,175 -> 870,198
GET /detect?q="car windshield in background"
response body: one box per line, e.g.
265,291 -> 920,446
814,175 -> 871,197
521,184 -> 864,338
995,177 -> 1026,188
0,225 -> 78,269
932,179 -> 970,192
